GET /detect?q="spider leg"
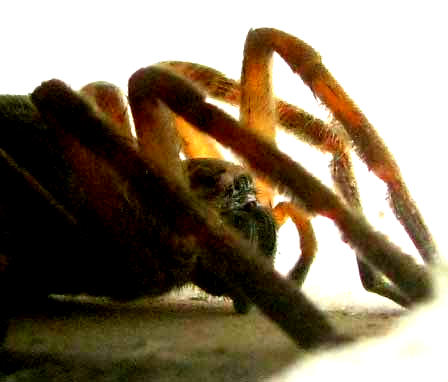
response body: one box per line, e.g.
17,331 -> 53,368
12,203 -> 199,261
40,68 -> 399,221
330,150 -> 412,306
239,27 -> 433,305
31,79 -> 350,349
80,81 -> 134,141
160,28 -> 436,306
175,117 -> 223,159
127,66 -> 432,306
279,104 -> 411,304
278,101 -> 390,294
82,80 -> 186,186
272,202 -> 316,287
243,28 -> 438,264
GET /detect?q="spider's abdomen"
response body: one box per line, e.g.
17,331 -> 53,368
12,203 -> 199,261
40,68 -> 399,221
0,96 -> 197,300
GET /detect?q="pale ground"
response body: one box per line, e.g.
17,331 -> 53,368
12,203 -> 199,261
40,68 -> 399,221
0,288 -> 404,382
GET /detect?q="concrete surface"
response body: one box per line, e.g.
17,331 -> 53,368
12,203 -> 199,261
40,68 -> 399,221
0,290 -> 402,381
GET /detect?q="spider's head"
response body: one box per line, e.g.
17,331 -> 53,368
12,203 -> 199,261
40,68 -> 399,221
185,157 -> 256,210
185,157 -> 276,258
185,158 -> 277,312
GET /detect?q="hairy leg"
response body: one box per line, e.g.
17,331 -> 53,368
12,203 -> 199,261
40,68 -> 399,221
243,28 -> 437,263
159,61 -> 413,304
127,66 -> 432,305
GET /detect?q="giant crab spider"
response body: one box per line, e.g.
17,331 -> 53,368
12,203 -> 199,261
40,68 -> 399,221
0,28 -> 435,362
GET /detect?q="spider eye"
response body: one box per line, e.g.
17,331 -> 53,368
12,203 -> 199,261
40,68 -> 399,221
234,174 -> 252,192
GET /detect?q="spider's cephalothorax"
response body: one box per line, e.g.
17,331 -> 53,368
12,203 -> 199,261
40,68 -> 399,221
185,158 -> 277,312
0,28 -> 437,363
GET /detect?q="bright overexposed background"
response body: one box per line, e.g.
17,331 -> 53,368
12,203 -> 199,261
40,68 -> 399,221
1,1 -> 447,309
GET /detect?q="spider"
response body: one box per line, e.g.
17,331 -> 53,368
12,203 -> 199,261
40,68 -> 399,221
0,28 -> 436,361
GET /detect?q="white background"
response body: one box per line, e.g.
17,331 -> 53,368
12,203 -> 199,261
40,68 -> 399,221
1,0 -> 447,308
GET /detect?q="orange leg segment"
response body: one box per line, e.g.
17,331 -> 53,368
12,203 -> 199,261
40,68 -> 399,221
175,116 -> 222,159
80,82 -> 134,141
273,202 -> 317,287
246,28 -> 437,263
